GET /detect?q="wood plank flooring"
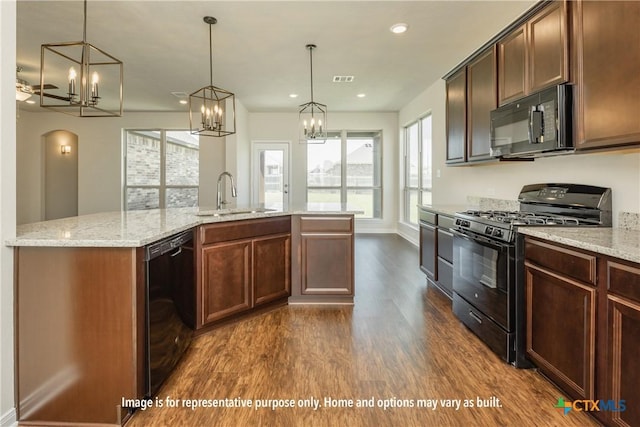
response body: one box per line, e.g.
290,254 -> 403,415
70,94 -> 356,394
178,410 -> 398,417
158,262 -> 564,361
127,234 -> 598,427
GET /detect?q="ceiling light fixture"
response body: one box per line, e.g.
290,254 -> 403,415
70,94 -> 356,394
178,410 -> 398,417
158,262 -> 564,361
189,16 -> 236,138
357,93 -> 366,98
289,93 -> 298,98
299,44 -> 327,144
39,0 -> 123,117
390,23 -> 409,34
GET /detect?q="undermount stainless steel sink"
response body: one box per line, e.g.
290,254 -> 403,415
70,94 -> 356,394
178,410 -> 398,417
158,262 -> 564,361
196,207 -> 276,217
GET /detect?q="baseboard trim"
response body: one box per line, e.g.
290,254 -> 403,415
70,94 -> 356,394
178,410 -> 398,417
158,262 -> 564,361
0,407 -> 17,427
396,229 -> 419,247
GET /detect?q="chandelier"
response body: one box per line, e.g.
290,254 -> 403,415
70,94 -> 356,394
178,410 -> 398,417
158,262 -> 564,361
39,0 -> 123,117
299,44 -> 327,143
189,16 -> 236,138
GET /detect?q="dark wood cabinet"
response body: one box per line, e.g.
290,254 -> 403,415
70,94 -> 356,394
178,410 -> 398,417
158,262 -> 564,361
498,25 -> 527,105
197,217 -> 291,328
498,1 -> 568,105
603,260 -> 640,427
466,47 -> 497,161
419,207 -> 454,299
525,237 -> 640,427
573,0 -> 640,150
290,215 -> 355,303
446,68 -> 467,164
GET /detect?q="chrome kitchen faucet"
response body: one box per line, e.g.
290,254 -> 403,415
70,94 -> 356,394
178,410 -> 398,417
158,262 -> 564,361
216,171 -> 237,209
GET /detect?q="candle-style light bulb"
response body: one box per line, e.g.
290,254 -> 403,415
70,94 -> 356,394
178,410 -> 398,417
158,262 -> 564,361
319,119 -> 323,134
91,71 -> 99,98
68,67 -> 77,96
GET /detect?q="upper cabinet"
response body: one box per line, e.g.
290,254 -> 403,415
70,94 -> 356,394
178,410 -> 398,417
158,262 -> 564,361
498,1 -> 569,105
446,47 -> 496,165
572,0 -> 640,150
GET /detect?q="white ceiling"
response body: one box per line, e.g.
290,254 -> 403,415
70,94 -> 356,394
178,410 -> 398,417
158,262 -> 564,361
16,0 -> 536,113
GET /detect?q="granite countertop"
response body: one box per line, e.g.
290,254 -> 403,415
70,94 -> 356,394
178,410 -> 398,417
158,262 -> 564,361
518,227 -> 640,264
7,203 -> 361,248
418,204 -> 468,217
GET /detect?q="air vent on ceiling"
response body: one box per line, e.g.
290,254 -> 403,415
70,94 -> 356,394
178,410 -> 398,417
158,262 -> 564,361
171,91 -> 188,98
332,76 -> 354,83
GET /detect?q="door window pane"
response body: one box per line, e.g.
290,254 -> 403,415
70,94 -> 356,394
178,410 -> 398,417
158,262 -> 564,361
261,149 -> 284,206
127,188 -> 159,210
126,131 -> 160,186
166,131 -> 199,186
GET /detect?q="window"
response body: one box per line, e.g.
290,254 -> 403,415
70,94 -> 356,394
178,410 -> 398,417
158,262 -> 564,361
404,115 -> 432,225
307,130 -> 382,219
124,130 -> 199,210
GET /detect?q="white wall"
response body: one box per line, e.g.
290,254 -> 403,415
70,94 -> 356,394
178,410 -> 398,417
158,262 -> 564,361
16,111 -> 239,224
399,78 -> 640,242
0,1 -> 17,424
248,111 -> 399,232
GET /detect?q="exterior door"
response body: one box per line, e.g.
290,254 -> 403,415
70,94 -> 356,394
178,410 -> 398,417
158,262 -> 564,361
252,142 -> 290,208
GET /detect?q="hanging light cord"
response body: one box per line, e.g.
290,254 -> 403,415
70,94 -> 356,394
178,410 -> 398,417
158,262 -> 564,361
209,22 -> 214,86
82,0 -> 87,42
309,46 -> 314,103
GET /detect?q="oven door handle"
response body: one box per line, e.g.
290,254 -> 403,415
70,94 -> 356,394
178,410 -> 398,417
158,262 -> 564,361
450,228 -> 509,250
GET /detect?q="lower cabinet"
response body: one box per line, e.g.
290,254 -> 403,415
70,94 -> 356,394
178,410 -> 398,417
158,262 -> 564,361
196,217 -> 291,328
418,207 -> 454,299
290,215 -> 355,303
525,236 -> 640,427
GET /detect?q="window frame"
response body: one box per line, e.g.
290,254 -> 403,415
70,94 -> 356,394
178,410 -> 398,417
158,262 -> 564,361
403,114 -> 433,225
123,129 -> 200,210
306,130 -> 383,219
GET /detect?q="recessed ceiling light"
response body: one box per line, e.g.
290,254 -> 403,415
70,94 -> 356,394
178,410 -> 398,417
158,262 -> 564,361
178,99 -> 188,105
357,93 -> 366,98
289,93 -> 298,98
25,99 -> 36,104
390,23 -> 408,34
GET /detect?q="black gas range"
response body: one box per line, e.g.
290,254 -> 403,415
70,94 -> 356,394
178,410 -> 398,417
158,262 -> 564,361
451,183 -> 611,367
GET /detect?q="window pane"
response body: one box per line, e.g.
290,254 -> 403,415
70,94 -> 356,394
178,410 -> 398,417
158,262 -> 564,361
126,130 -> 160,186
421,115 -> 432,190
126,187 -> 159,210
307,188 -> 341,204
166,131 -> 199,186
407,123 -> 419,188
406,189 -> 419,225
307,138 -> 341,187
347,188 -> 381,219
346,138 -> 373,187
166,187 -> 199,208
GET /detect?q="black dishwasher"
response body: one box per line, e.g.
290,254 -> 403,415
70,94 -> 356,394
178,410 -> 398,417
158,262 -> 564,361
145,229 -> 195,397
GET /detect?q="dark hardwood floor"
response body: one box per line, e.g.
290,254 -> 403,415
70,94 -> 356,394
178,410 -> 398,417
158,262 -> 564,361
128,234 -> 597,427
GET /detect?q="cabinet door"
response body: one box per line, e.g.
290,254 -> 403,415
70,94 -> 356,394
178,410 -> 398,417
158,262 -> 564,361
525,262 -> 596,400
498,25 -> 527,105
300,233 -> 353,295
466,47 -> 496,161
419,222 -> 437,281
528,0 -> 568,92
446,68 -> 467,163
200,240 -> 252,324
607,295 -> 640,427
253,233 -> 291,306
574,1 -> 640,149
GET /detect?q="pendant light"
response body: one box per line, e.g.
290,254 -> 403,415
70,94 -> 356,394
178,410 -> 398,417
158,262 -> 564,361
299,44 -> 327,144
189,16 -> 236,138
39,0 -> 123,117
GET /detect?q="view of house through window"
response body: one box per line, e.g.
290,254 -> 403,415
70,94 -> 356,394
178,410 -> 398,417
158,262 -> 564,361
124,130 -> 199,210
307,130 -> 382,219
404,114 -> 432,225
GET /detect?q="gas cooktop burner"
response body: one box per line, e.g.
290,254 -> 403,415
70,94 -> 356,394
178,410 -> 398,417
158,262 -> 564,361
458,210 -> 598,226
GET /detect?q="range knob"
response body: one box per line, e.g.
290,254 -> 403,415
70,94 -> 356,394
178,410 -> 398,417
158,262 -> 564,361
485,226 -> 494,235
493,229 -> 503,238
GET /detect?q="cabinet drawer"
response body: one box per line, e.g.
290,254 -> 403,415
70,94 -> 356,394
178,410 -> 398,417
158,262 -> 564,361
200,217 -> 291,245
418,209 -> 437,225
438,214 -> 455,230
607,260 -> 640,304
300,216 -> 353,233
525,238 -> 596,285
437,228 -> 453,263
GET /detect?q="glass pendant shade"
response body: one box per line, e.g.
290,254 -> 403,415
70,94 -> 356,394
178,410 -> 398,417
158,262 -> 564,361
189,16 -> 236,138
299,44 -> 327,144
39,0 -> 123,117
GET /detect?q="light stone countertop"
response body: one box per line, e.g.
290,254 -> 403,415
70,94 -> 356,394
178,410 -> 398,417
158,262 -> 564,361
7,204 -> 361,248
418,204 -> 469,217
518,227 -> 640,264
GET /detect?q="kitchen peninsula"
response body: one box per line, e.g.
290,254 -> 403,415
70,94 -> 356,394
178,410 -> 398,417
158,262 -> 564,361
9,205 -> 358,426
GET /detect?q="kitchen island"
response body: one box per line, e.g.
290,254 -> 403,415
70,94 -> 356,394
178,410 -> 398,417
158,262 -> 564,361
8,205 -> 358,426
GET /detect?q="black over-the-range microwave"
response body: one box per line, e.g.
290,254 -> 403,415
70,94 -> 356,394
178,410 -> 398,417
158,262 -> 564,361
490,84 -> 573,159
